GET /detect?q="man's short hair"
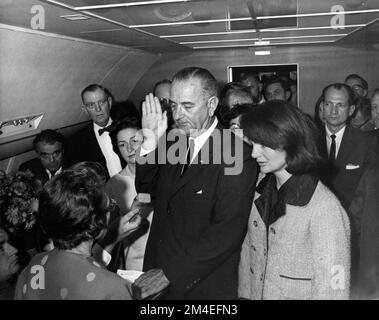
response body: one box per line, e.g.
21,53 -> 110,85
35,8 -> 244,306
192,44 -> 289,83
172,67 -> 218,98
240,100 -> 324,175
321,83 -> 356,106
263,77 -> 291,95
345,74 -> 368,90
153,79 -> 172,96
81,84 -> 110,102
240,73 -> 260,84
33,129 -> 65,151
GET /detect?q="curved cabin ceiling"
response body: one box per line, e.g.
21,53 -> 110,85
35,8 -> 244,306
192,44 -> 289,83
1,0 -> 379,52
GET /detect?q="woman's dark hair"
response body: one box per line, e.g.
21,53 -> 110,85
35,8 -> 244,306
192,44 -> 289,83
223,103 -> 255,127
313,95 -> 324,129
240,100 -> 324,175
38,169 -> 109,250
68,161 -> 108,187
109,117 -> 141,158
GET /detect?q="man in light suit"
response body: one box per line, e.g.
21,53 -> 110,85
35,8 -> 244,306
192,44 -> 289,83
133,67 -> 258,299
66,84 -> 122,178
19,129 -> 66,185
319,83 -> 378,212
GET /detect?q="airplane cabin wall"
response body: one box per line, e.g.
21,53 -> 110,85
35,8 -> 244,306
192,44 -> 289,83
129,45 -> 379,117
0,25 -> 159,173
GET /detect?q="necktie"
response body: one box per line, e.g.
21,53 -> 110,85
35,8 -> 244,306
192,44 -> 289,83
329,134 -> 336,161
181,137 -> 194,176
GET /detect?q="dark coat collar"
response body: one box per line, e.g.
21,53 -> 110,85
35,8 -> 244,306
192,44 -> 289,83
255,173 -> 319,227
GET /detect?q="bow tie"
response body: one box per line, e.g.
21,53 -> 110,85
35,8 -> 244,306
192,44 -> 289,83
98,126 -> 110,136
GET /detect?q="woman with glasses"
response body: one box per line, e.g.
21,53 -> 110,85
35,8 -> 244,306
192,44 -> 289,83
107,117 -> 152,271
238,101 -> 350,300
14,168 -> 141,300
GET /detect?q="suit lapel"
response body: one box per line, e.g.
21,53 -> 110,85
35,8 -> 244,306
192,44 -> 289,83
169,124 -> 221,199
86,126 -> 107,167
336,126 -> 352,165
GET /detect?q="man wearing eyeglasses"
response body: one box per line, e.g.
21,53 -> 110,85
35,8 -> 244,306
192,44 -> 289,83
66,84 -> 122,178
19,129 -> 66,185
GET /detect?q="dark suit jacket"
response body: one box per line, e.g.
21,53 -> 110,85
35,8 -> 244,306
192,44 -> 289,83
136,123 -> 258,299
320,125 -> 378,211
19,158 -> 50,185
66,123 -> 107,171
349,167 -> 379,299
66,123 -> 125,178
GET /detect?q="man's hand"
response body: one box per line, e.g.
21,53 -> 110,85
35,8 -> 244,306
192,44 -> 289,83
98,209 -> 142,253
133,268 -> 170,299
141,93 -> 168,150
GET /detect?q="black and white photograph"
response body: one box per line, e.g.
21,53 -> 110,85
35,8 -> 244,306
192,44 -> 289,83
1,0 -> 379,306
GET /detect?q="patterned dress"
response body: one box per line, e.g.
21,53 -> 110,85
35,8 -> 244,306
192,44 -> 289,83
14,249 -> 132,300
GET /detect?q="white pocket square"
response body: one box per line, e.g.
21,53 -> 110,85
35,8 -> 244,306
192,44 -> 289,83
346,164 -> 360,170
196,190 -> 203,194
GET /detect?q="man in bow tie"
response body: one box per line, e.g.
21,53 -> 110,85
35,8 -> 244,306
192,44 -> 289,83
66,84 -> 122,178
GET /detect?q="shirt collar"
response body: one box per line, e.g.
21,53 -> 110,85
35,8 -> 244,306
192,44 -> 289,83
46,166 -> 62,180
189,117 -> 218,145
93,118 -> 112,134
325,124 -> 346,139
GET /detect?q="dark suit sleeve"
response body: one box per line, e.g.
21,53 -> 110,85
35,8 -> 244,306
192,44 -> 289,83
135,145 -> 162,199
162,156 -> 257,295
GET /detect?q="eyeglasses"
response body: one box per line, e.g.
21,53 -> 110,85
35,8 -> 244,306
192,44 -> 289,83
119,137 -> 143,150
84,98 -> 108,110
39,150 -> 62,160
323,101 -> 349,109
350,84 -> 364,91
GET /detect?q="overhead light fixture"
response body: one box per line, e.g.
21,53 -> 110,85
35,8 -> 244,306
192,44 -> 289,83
130,9 -> 379,28
254,40 -> 270,46
192,40 -> 334,49
255,50 -> 271,56
161,24 -> 365,38
60,14 -> 90,21
180,34 -> 346,45
74,0 -> 191,11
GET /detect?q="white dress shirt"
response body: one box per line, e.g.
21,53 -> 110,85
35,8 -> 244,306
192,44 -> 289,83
325,125 -> 346,159
140,118 -> 219,164
45,167 -> 62,180
187,118 -> 218,164
93,119 -> 122,178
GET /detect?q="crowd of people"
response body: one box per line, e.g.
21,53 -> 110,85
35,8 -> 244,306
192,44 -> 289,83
1,67 -> 379,300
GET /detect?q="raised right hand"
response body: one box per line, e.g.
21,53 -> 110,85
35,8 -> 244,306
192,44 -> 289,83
141,93 -> 168,150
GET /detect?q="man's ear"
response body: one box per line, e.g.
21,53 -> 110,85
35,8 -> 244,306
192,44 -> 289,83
258,83 -> 263,92
285,91 -> 291,101
349,105 -> 356,117
108,96 -> 112,108
208,96 -> 219,117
